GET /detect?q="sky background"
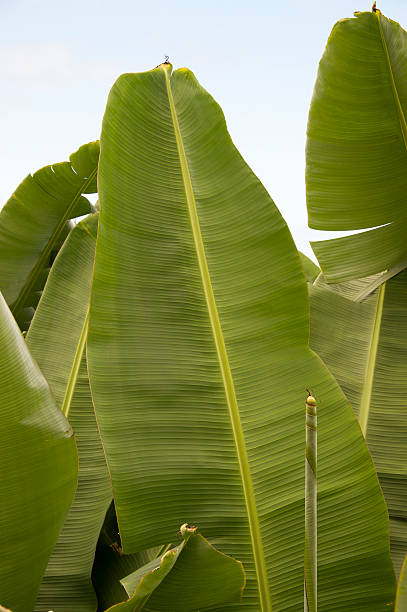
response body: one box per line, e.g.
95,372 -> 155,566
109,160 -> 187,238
2,0 -> 407,260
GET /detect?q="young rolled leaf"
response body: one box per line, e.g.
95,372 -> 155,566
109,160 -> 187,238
108,525 -> 245,611
0,292 -> 77,612
306,10 -> 407,282
396,555 -> 407,611
25,214 -> 112,612
309,271 -> 407,575
87,64 -> 395,610
0,141 -> 99,329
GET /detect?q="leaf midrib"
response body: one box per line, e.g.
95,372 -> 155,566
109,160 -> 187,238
12,167 -> 97,320
359,282 -> 385,436
375,11 -> 407,149
61,309 -> 89,418
161,64 -> 272,611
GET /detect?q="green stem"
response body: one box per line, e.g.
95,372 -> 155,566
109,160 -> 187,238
304,393 -> 317,612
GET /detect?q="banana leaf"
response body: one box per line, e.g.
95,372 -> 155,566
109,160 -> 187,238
396,555 -> 407,611
309,270 -> 407,575
0,141 -> 99,330
0,292 -> 77,611
306,10 -> 407,282
108,526 -> 245,611
25,214 -> 112,611
87,64 -> 396,610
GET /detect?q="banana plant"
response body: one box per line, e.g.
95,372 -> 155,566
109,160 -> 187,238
0,141 -> 99,330
306,9 -> 407,283
309,270 -> 407,575
87,64 -> 396,610
0,291 -> 77,611
305,6 -> 407,579
23,213 -> 112,612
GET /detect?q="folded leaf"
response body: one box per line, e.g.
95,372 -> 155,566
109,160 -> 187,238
88,64 -> 395,610
0,141 -> 99,329
109,526 -> 245,611
25,214 -> 112,612
306,11 -> 407,281
0,292 -> 77,611
93,545 -> 161,610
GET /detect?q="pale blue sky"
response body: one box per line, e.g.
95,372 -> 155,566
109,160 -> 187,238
2,0 -> 407,259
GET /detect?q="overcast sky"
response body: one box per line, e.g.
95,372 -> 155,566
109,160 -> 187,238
2,0 -> 407,260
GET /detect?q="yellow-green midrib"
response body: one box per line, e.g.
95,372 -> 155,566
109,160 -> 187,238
162,64 -> 272,612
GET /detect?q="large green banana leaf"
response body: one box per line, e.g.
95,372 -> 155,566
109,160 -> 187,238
0,292 -> 77,612
306,10 -> 407,283
0,141 -> 99,330
87,64 -> 396,610
309,271 -> 407,575
23,213 -> 112,612
109,526 -> 245,611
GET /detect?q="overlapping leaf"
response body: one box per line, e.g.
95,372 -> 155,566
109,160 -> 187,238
299,252 -> 319,284
306,10 -> 407,282
0,292 -> 77,611
87,65 -> 395,610
309,271 -> 407,575
0,141 -> 99,329
25,214 -> 112,611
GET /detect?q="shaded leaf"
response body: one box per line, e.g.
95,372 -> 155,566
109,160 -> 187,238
92,503 -> 162,611
108,526 -> 245,611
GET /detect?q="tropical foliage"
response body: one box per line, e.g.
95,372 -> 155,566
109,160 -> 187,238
306,7 -> 407,581
0,6 -> 405,612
